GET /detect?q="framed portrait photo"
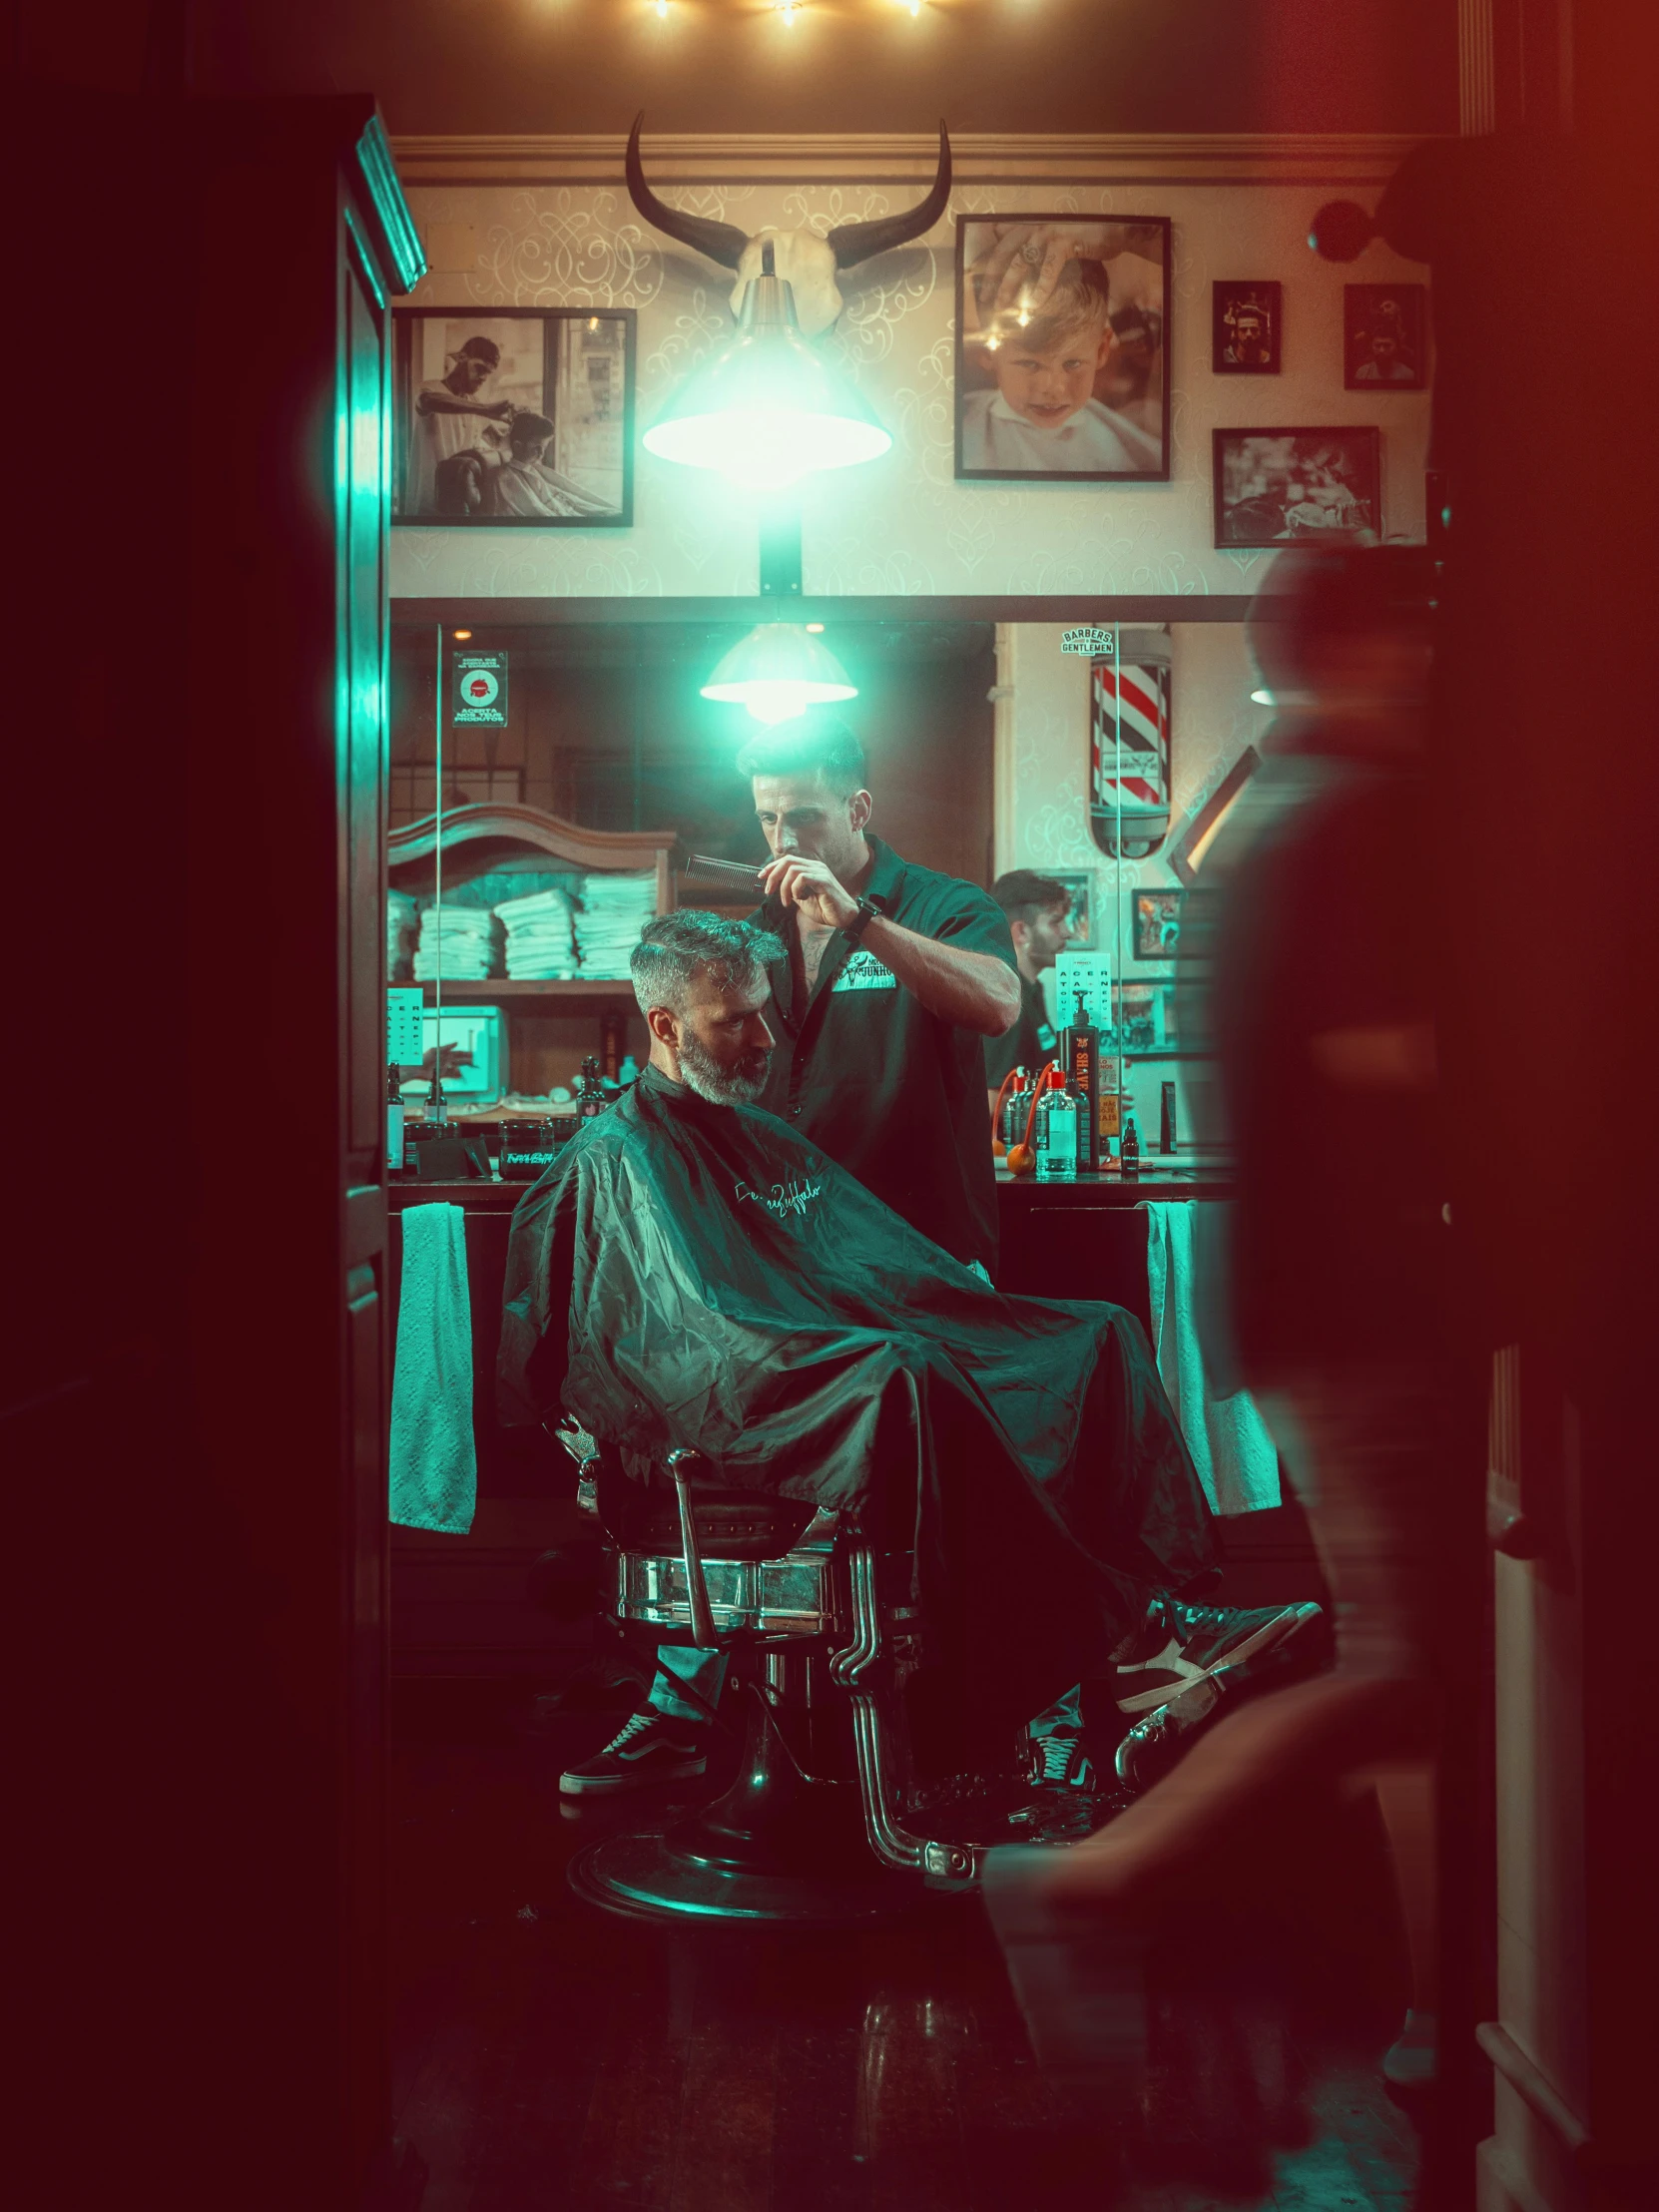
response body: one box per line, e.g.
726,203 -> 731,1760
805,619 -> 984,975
1213,281 -> 1282,375
393,307 -> 635,526
1212,427 -> 1382,549
1048,871 -> 1096,951
955,214 -> 1172,482
1344,283 -> 1428,391
1131,887 -> 1185,960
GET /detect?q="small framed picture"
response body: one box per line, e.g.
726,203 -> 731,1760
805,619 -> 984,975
1049,871 -> 1096,951
393,307 -> 635,525
1213,281 -> 1282,374
1212,427 -> 1382,548
1131,887 -> 1185,959
955,214 -> 1172,482
1111,980 -> 1172,1054
1344,284 -> 1428,390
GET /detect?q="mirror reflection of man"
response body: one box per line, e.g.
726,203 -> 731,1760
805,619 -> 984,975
410,334 -> 512,512
983,871 -> 1074,1129
736,719 -> 1022,1280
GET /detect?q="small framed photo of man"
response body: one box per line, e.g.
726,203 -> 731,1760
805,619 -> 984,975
1212,427 -> 1382,548
1131,887 -> 1184,959
1344,284 -> 1428,390
955,215 -> 1172,482
1213,281 -> 1282,374
393,307 -> 635,525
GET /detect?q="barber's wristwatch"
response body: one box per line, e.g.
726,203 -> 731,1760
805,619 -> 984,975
841,896 -> 880,943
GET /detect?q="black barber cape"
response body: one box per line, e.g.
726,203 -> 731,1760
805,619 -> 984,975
499,1065 -> 1214,1738
749,835 -> 1016,1273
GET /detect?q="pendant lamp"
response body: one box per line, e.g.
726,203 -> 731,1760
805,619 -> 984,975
700,624 -> 858,726
643,244 -> 891,492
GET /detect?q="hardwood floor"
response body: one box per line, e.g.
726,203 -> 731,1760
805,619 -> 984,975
389,1684 -> 1420,2211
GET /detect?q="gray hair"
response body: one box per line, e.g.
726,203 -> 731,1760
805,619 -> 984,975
630,909 -> 784,1018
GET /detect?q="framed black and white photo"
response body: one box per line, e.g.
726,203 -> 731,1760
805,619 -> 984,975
393,307 -> 635,526
1344,283 -> 1428,390
1213,281 -> 1282,374
955,215 -> 1172,482
1212,428 -> 1382,548
1047,871 -> 1096,951
1131,887 -> 1185,960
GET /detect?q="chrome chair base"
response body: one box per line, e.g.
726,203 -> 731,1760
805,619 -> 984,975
568,1684 -> 912,1928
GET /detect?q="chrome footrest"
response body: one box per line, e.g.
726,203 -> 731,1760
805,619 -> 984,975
612,1546 -> 839,1639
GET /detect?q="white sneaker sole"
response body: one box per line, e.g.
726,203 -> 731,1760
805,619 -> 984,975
559,1754 -> 708,1798
1114,1601 -> 1322,1716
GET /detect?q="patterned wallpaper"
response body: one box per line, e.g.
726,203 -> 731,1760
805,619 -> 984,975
392,176 -> 1430,602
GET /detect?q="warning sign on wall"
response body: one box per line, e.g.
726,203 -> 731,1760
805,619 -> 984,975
453,652 -> 508,727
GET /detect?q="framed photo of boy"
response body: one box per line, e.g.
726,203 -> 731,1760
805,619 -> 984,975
1344,284 -> 1428,390
392,307 -> 635,526
955,215 -> 1172,482
1213,281 -> 1282,374
1212,427 -> 1382,548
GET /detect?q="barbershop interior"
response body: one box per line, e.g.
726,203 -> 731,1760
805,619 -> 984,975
16,7 -> 1657,2211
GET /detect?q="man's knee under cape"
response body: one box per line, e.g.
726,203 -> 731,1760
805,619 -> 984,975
498,1065 -> 1214,1689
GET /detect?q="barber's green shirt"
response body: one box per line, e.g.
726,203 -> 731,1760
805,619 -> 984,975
750,835 -> 1018,1273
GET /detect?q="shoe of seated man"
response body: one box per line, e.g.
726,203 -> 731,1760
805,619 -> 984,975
558,1708 -> 709,1798
1111,1594 -> 1326,1717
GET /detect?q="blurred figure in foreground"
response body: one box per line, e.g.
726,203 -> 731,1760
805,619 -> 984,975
986,542 -> 1448,2107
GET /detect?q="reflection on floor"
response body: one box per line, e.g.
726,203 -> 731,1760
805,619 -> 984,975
390,1683 -> 1420,2211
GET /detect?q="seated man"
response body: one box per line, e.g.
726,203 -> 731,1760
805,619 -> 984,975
499,912 -> 1321,1800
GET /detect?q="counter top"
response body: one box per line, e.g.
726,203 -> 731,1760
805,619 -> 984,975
391,1167 -> 1232,1211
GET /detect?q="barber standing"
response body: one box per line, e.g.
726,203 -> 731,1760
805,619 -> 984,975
982,869 -> 1075,1127
739,719 -> 1021,1276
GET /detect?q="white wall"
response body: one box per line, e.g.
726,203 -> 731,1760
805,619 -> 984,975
393,176 -> 1430,601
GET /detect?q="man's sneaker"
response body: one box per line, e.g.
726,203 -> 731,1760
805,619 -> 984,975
1111,1596 -> 1325,1716
558,1709 -> 709,1798
1023,1727 -> 1097,1794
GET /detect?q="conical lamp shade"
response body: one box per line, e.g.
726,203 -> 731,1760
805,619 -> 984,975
700,624 -> 858,726
643,273 -> 891,492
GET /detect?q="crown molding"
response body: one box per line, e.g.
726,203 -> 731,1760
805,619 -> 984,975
389,130 -> 1432,192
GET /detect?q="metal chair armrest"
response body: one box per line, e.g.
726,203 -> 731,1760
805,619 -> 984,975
667,1446 -> 720,1648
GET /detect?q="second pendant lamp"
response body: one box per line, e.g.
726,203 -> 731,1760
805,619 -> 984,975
701,624 -> 857,726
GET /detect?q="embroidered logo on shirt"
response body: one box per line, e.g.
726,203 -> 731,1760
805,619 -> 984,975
735,1176 -> 824,1222
830,948 -> 897,993
1037,1020 -> 1057,1050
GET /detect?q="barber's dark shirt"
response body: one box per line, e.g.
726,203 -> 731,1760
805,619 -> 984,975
749,834 -> 1018,1273
983,972 -> 1057,1091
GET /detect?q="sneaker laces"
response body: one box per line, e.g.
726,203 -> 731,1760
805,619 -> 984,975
600,1709 -> 667,1757
1028,1732 -> 1095,1791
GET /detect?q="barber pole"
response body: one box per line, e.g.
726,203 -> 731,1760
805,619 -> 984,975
1090,656 -> 1172,857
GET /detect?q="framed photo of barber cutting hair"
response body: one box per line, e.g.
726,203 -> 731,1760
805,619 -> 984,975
392,306 -> 635,525
955,215 -> 1172,482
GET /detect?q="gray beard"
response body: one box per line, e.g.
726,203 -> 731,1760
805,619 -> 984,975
676,1030 -> 771,1106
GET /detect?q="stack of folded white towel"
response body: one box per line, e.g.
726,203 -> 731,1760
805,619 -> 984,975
412,904 -> 500,980
574,872 -> 657,978
494,886 -> 578,980
387,891 -> 418,981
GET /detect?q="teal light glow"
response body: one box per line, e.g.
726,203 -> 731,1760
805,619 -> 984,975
643,264 -> 890,492
701,624 -> 858,725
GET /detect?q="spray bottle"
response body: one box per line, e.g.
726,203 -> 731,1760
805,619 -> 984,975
1034,1067 -> 1078,1183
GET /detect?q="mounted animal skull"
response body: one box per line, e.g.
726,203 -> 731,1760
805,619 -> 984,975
626,114 -> 952,340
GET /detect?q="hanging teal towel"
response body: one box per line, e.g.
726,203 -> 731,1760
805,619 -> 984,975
1142,1201 -> 1280,1515
389,1202 -> 476,1534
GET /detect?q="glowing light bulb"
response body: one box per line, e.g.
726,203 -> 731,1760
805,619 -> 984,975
776,1 -> 800,21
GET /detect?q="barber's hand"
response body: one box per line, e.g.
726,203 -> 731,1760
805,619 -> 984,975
760,853 -> 859,931
967,222 -> 1117,319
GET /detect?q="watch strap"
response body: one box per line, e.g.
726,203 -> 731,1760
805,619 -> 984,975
842,896 -> 879,943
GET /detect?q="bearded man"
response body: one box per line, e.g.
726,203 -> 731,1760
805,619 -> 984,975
498,911 -> 1321,1801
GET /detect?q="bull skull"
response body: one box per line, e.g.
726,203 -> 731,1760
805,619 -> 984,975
626,114 -> 952,340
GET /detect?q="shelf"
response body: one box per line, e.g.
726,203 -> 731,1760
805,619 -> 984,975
409,977 -> 637,1000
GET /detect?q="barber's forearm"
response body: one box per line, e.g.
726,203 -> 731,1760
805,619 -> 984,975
861,915 -> 1020,1035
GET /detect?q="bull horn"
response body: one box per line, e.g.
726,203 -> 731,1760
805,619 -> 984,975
625,112 -> 750,273
825,121 -> 952,271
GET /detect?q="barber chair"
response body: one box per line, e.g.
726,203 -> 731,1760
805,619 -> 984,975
552,1421 -> 1094,1928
